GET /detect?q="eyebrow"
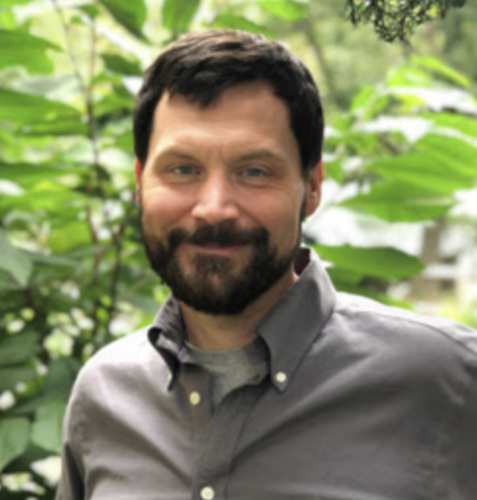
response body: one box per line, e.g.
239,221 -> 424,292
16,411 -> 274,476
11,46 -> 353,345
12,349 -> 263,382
154,146 -> 287,165
233,149 -> 288,166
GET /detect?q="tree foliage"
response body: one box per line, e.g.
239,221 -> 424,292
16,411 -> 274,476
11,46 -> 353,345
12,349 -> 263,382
346,0 -> 468,41
0,0 -> 476,498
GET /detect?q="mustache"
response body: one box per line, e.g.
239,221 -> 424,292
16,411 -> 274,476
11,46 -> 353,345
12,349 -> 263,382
168,222 -> 268,249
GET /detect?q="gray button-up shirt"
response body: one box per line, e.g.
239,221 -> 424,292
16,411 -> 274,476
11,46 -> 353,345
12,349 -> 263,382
56,248 -> 477,500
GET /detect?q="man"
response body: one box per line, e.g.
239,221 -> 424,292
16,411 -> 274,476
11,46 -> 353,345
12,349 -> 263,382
57,30 -> 477,500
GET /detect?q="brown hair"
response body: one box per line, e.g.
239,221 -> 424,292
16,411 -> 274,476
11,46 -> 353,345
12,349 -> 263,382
133,29 -> 324,174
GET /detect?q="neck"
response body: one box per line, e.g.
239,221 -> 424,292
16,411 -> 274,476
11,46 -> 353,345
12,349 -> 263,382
181,269 -> 298,351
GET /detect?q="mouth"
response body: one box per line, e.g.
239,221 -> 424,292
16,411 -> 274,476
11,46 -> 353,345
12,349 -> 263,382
185,242 -> 248,256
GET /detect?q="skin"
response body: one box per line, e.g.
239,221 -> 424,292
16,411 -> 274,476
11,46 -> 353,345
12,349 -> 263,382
136,80 -> 322,350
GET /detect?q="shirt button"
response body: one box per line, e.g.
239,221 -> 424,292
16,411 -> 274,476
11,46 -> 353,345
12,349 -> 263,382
200,486 -> 215,500
189,391 -> 201,406
275,371 -> 287,384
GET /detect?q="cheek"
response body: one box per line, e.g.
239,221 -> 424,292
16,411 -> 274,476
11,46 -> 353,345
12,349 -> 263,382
141,188 -> 191,233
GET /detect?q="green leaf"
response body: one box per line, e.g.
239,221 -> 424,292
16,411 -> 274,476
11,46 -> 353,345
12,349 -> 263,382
0,183 -> 87,215
31,401 -> 66,454
0,0 -> 35,5
20,118 -> 89,137
0,418 -> 31,472
0,8 -> 16,30
102,54 -> 142,76
350,86 -> 375,112
0,229 -> 32,287
0,333 -> 38,367
313,244 -> 424,280
341,181 -> 453,222
161,0 -> 201,33
0,89 -> 80,125
210,13 -> 270,35
412,55 -> 471,89
415,134 -> 477,177
423,112 -> 477,138
0,162 -> 75,187
369,153 -> 475,194
257,0 -> 308,21
43,358 -> 80,398
47,220 -> 91,254
98,0 -> 147,40
0,30 -> 59,74
0,365 -> 36,393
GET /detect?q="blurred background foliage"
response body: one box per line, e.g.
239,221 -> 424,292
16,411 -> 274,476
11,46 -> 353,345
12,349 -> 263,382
0,0 -> 476,498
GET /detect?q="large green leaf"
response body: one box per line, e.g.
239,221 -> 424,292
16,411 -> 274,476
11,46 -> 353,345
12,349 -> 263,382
341,181 -> 453,222
313,244 -> 424,280
161,0 -> 201,33
0,0 -> 35,5
0,333 -> 38,367
257,0 -> 308,21
20,118 -> 89,137
43,358 -> 80,398
0,163 -> 75,187
210,13 -> 270,35
0,418 -> 31,472
415,134 -> 477,177
369,153 -> 475,194
0,229 -> 33,287
0,30 -> 59,74
102,54 -> 142,76
0,184 -> 87,214
412,55 -> 471,89
31,400 -> 66,454
423,112 -> 477,138
0,89 -> 80,124
98,0 -> 147,40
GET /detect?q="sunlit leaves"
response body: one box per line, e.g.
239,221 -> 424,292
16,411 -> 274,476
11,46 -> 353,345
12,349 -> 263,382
313,244 -> 424,279
0,30 -> 59,74
98,0 -> 147,40
161,0 -> 201,34
0,89 -> 80,125
210,13 -> 270,35
257,0 -> 308,21
340,181 -> 454,222
102,54 -> 142,76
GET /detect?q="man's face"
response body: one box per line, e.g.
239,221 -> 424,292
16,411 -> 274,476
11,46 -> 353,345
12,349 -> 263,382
137,81 -> 320,315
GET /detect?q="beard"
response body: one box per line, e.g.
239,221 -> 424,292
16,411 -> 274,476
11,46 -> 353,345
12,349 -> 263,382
142,220 -> 301,315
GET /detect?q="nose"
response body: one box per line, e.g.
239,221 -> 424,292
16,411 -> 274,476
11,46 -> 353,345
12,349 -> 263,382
191,172 -> 239,224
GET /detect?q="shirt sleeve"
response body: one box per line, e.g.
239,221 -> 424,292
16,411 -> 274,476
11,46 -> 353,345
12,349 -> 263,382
55,388 -> 85,500
451,354 -> 477,497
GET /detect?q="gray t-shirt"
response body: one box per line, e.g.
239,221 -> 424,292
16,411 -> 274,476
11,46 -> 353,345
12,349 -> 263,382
186,337 -> 269,408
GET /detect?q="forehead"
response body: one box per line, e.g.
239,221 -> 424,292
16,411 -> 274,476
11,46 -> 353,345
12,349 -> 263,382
148,81 -> 298,155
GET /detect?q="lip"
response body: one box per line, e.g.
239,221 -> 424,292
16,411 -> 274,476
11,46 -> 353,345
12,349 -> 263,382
184,243 -> 248,256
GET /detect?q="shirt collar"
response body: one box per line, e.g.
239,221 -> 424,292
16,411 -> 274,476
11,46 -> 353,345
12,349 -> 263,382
256,247 -> 336,391
148,247 -> 336,391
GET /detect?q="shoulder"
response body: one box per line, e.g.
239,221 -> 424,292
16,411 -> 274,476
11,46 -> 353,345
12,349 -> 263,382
325,292 -> 477,381
336,292 -> 476,353
71,326 -> 167,402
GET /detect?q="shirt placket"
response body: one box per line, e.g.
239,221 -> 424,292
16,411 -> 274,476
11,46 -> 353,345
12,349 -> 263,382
178,363 -> 267,500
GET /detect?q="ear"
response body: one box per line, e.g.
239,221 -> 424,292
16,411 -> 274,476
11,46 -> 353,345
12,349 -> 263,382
134,159 -> 142,204
304,160 -> 322,217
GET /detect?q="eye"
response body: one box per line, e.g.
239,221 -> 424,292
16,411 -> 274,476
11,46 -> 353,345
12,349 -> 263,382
239,166 -> 269,179
170,165 -> 200,176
